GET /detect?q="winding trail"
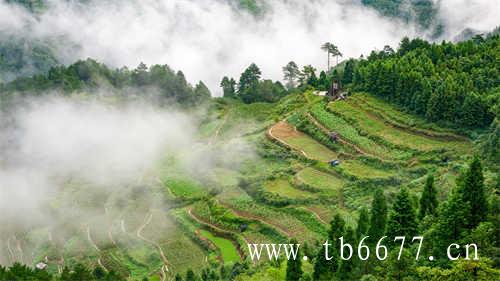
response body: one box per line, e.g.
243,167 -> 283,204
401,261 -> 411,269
136,212 -> 171,273
210,109 -> 229,145
302,207 -> 327,225
86,225 -> 108,272
108,224 -> 118,247
6,237 -> 15,263
14,236 -> 24,264
267,121 -> 312,160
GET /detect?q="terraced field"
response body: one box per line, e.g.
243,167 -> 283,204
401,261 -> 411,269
351,94 -> 467,138
3,91 -> 481,280
310,103 -> 411,160
328,99 -> 471,152
336,160 -> 396,179
268,121 -> 337,161
264,179 -> 315,199
198,230 -> 240,263
295,167 -> 343,192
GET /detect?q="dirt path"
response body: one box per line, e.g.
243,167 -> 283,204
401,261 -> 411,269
14,236 -> 24,264
302,207 -> 327,225
6,237 -> 15,263
108,222 -> 118,247
86,225 -> 108,272
136,212 -> 171,273
210,109 -> 229,144
267,121 -> 312,160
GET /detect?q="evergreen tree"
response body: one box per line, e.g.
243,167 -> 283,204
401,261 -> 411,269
299,65 -> 317,86
342,59 -> 355,85
386,188 -> 418,240
220,76 -> 236,97
285,238 -> 303,281
338,227 -> 356,281
238,63 -> 261,103
194,81 -> 211,102
186,269 -> 196,281
318,71 -> 329,91
313,214 -> 345,280
385,248 -> 415,281
282,61 -> 300,89
419,175 -> 439,219
313,243 -> 334,281
460,157 -> 488,229
356,207 -> 370,239
367,189 -> 387,244
433,187 -> 469,261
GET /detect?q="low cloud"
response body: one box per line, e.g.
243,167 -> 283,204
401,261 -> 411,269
1,1 -> 498,93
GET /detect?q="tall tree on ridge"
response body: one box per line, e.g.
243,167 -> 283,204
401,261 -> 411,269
419,175 -> 438,219
460,157 -> 488,229
285,238 -> 303,281
282,61 -> 300,89
367,189 -> 387,244
321,42 -> 341,71
386,187 -> 418,240
356,207 -> 370,239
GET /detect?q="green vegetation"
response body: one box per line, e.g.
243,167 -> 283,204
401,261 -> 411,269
295,167 -> 343,192
1,59 -> 210,106
353,36 -> 499,130
199,230 -> 240,264
361,0 -> 438,30
328,99 -> 470,152
1,28 -> 498,281
264,179 -> 314,199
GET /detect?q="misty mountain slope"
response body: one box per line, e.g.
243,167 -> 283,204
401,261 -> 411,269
0,59 -> 211,107
1,76 -> 498,280
1,0 -> 498,92
0,34 -> 58,83
361,0 -> 438,30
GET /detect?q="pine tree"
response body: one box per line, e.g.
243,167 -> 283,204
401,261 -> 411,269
460,157 -> 488,229
338,227 -> 356,281
285,238 -> 303,281
318,71 -> 329,91
238,63 -> 261,103
342,59 -> 354,85
386,248 -> 415,281
419,175 -> 438,219
433,186 -> 469,261
313,214 -> 345,280
356,207 -> 370,239
367,189 -> 387,244
282,61 -> 300,89
186,269 -> 196,281
313,244 -> 333,281
220,76 -> 236,98
386,188 -> 418,240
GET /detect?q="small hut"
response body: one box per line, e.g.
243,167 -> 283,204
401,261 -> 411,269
326,79 -> 346,101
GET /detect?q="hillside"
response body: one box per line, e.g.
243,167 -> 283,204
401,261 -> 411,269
1,85 -> 498,280
0,4 -> 499,281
